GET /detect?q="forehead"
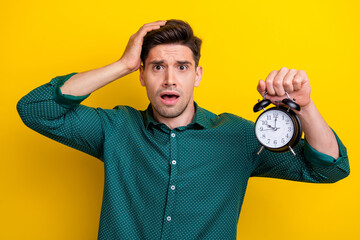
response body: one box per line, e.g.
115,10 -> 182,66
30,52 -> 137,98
146,44 -> 194,64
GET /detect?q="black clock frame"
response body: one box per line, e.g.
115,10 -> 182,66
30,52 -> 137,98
254,106 -> 302,153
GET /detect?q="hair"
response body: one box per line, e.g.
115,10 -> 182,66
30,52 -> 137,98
141,19 -> 202,68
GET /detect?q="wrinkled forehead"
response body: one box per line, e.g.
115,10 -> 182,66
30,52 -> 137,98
145,44 -> 195,65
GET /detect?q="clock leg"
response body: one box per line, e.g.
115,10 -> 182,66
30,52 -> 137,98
289,146 -> 296,156
257,146 -> 265,155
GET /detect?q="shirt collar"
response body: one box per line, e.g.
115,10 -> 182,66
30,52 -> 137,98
143,101 -> 212,130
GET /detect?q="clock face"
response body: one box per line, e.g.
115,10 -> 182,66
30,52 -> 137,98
255,109 -> 295,149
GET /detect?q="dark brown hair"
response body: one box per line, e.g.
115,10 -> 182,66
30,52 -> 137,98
141,19 -> 202,68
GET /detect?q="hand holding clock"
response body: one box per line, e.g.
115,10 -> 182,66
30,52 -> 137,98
255,67 -> 339,159
257,67 -> 311,110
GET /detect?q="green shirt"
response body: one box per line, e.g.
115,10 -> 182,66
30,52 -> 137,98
17,72 -> 350,239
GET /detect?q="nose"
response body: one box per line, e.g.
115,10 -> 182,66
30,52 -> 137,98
162,68 -> 176,88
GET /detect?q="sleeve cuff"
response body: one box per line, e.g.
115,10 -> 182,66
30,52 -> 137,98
52,72 -> 91,108
304,129 -> 347,167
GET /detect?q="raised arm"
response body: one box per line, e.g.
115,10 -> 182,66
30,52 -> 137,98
257,67 -> 339,159
251,67 -> 349,183
60,20 -> 167,96
17,21 -> 166,160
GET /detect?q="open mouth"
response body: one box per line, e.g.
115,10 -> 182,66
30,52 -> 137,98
160,92 -> 180,105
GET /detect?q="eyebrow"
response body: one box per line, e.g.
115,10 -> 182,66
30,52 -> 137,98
148,60 -> 193,65
148,60 -> 164,65
177,61 -> 192,65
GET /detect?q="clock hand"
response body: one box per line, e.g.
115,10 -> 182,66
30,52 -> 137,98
266,124 -> 281,131
267,124 -> 275,130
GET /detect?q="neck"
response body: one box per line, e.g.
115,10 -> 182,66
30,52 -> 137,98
153,101 -> 196,130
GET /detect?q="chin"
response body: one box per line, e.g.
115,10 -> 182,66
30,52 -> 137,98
153,101 -> 188,119
157,107 -> 184,119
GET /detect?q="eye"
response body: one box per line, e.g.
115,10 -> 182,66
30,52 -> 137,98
153,65 -> 163,71
178,65 -> 187,71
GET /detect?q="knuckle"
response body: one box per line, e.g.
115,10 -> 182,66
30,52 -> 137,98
267,89 -> 275,95
273,79 -> 282,88
298,69 -> 305,74
294,76 -> 302,84
280,67 -> 288,72
297,70 -> 307,77
284,80 -> 292,87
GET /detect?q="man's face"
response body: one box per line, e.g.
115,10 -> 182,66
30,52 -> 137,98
140,44 -> 202,121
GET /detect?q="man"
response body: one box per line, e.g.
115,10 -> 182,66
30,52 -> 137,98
17,20 -> 349,239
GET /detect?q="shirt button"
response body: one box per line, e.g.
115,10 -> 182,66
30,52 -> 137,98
171,133 -> 176,138
167,216 -> 172,221
172,160 -> 177,165
171,185 -> 176,190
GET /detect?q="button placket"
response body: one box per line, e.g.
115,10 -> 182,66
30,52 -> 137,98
161,130 -> 179,239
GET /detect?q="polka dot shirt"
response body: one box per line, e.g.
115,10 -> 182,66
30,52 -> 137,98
17,73 -> 350,239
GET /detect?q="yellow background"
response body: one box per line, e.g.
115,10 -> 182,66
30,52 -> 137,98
1,0 -> 359,239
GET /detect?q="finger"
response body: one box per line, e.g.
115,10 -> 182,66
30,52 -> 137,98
144,20 -> 167,26
140,20 -> 167,28
283,69 -> 297,93
257,79 -> 266,96
293,70 -> 307,91
139,21 -> 167,34
134,21 -> 166,44
265,70 -> 278,96
273,67 -> 289,96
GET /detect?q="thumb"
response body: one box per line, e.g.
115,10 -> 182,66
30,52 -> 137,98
257,79 -> 266,96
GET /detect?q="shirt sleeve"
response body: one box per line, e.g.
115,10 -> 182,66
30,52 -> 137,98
248,120 -> 350,183
303,130 -> 347,167
17,72 -> 105,160
54,72 -> 90,108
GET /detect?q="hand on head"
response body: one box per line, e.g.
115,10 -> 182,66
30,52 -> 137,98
119,20 -> 167,74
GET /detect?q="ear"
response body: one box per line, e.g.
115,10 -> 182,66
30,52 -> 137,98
194,66 -> 202,87
139,65 -> 146,87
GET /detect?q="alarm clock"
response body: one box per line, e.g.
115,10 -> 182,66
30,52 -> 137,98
253,92 -> 302,156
